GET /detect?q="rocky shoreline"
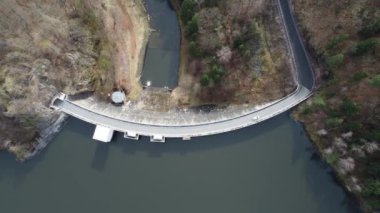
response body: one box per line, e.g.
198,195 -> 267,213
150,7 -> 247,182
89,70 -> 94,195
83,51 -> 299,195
21,113 -> 68,162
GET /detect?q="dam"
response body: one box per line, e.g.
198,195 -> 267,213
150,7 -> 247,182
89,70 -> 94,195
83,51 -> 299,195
50,0 -> 315,142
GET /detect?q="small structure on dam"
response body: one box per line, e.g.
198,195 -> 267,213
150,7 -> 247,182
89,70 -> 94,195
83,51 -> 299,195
110,90 -> 125,105
92,125 -> 114,143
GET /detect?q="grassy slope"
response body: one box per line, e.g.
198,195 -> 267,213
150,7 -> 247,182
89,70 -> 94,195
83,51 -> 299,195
292,0 -> 380,211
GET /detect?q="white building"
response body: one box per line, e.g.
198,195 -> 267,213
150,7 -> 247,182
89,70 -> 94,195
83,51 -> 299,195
92,125 -> 114,143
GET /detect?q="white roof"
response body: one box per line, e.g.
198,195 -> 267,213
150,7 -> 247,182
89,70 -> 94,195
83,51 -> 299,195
151,135 -> 165,142
127,131 -> 138,137
92,125 -> 114,142
153,135 -> 164,140
111,91 -> 125,104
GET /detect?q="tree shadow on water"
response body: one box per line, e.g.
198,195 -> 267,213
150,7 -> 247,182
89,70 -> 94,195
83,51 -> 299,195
0,117 -> 89,186
0,138 -> 53,188
289,115 -> 361,213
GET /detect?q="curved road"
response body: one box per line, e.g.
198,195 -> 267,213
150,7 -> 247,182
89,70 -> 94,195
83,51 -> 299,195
51,0 -> 315,141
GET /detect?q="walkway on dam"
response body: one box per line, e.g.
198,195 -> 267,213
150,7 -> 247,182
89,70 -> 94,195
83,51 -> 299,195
52,85 -> 310,138
50,0 -> 315,140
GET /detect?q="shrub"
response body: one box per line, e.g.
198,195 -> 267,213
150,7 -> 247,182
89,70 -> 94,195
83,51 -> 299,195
366,130 -> 380,142
185,15 -> 198,39
247,21 -> 259,38
368,163 -> 380,178
363,179 -> 380,197
97,55 -> 110,70
188,41 -> 201,57
326,108 -> 340,117
369,74 -> 380,87
82,11 -> 99,34
200,74 -> 210,86
326,34 -> 349,49
343,122 -> 362,132
325,117 -> 343,128
203,0 -> 220,7
209,64 -> 224,83
233,37 -> 250,57
312,95 -> 326,108
326,53 -> 344,69
300,106 -> 312,115
340,99 -> 359,116
359,18 -> 380,38
368,199 -> 380,210
180,0 -> 196,24
325,153 -> 339,165
350,38 -> 378,56
74,0 -> 83,9
351,71 -> 368,82
233,36 -> 244,50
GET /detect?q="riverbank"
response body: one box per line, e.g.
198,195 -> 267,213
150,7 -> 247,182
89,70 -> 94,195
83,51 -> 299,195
21,113 -> 68,161
0,112 -> 68,162
291,0 -> 380,211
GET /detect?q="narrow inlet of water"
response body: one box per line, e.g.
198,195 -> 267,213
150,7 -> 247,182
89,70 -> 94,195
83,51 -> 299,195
140,0 -> 180,88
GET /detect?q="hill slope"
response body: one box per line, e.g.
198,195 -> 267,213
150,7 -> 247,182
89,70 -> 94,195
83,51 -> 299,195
292,0 -> 380,211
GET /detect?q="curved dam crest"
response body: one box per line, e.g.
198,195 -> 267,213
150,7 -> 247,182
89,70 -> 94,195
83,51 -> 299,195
51,0 -> 315,141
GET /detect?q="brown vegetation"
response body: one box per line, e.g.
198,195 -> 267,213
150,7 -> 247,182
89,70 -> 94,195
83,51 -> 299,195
292,0 -> 380,211
0,0 -> 149,159
0,0 -> 101,159
171,0 -> 296,106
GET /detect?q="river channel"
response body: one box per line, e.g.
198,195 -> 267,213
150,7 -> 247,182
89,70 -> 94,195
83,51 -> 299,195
140,0 -> 180,88
0,0 -> 360,212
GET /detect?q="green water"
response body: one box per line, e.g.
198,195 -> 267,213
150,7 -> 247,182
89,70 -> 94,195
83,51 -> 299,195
0,114 -> 358,213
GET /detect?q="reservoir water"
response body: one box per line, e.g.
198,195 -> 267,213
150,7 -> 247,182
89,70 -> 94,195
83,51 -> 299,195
0,114 -> 358,213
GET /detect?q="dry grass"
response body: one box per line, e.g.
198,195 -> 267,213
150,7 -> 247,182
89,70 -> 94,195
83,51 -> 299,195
0,0 -> 110,158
